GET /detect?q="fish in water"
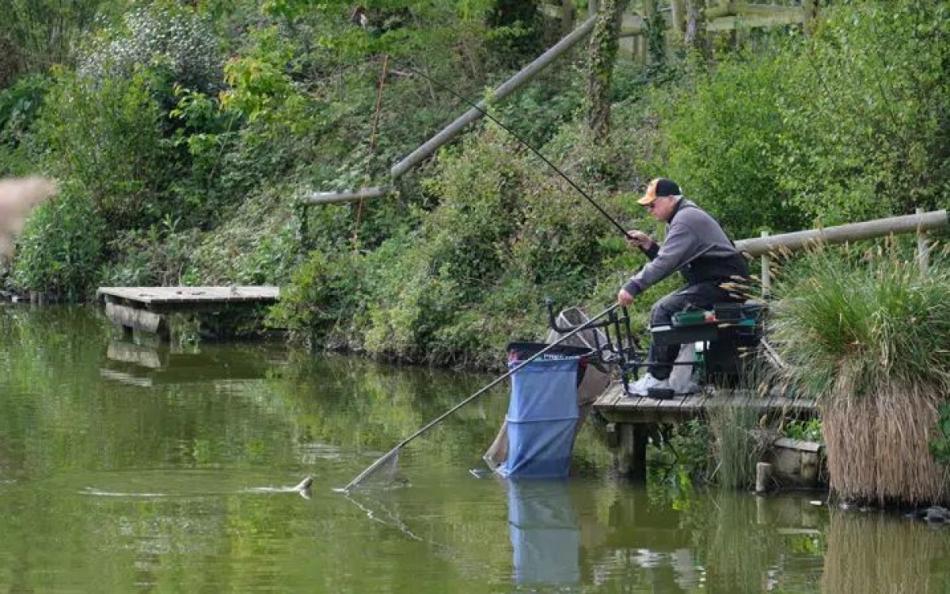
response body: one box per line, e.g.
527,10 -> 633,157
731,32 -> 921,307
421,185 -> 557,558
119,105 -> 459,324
245,475 -> 314,500
294,474 -> 313,493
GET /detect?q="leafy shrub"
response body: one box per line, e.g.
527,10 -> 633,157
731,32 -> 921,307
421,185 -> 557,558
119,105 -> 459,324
78,4 -> 222,93
34,69 -> 177,230
0,75 -> 49,149
12,187 -> 104,299
775,1 -> 949,223
99,217 -> 200,287
783,418 -> 822,443
266,249 -> 366,347
0,74 -> 50,175
657,53 -> 806,237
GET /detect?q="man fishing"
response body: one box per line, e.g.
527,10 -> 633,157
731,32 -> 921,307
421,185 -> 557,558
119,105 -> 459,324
617,178 -> 749,396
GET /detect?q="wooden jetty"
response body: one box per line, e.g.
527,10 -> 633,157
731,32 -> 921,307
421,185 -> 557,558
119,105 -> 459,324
97,286 -> 279,339
593,382 -> 817,481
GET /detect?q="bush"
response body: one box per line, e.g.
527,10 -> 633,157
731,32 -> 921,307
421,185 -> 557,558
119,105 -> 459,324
266,248 -> 366,347
775,1 -> 950,223
34,70 -> 178,230
78,4 -> 222,94
0,74 -> 50,176
657,53 -> 806,237
12,187 -> 104,299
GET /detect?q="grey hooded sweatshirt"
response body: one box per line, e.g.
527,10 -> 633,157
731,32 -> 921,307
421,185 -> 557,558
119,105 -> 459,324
623,198 -> 748,296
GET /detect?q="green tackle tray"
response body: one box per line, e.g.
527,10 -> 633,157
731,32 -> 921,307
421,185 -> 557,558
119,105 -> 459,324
672,310 -> 714,327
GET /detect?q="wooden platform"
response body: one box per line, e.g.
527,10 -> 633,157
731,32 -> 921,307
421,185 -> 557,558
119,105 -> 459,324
594,382 -> 817,424
97,286 -> 279,312
592,381 -> 817,481
97,286 -> 279,339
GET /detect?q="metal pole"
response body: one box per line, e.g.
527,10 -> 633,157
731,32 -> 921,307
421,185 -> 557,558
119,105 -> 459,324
760,230 -> 771,297
390,14 -> 599,178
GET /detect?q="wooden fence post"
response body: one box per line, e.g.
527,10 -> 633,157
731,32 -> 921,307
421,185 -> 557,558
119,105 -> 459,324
589,0 -> 600,18
916,207 -> 930,275
760,230 -> 771,297
561,0 -> 576,37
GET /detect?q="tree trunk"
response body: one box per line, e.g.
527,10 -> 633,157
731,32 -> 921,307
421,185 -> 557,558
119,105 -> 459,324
586,0 -> 628,141
684,0 -> 709,60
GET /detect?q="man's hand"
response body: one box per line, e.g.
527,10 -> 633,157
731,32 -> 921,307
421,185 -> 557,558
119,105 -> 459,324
625,230 -> 652,250
617,288 -> 634,307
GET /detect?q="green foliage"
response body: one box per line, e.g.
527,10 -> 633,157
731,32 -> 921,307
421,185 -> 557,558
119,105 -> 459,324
771,244 -> 950,400
266,249 -> 366,345
0,73 -> 50,175
98,216 -> 201,287
0,74 -> 48,147
220,27 -> 298,121
34,69 -> 179,230
12,187 -> 104,299
655,1 -> 949,234
658,53 -> 806,237
0,0 -> 111,82
775,1 -> 949,223
78,4 -> 222,93
783,418 -> 822,443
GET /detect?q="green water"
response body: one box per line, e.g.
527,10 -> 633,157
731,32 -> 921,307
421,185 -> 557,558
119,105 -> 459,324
1,306 -> 948,593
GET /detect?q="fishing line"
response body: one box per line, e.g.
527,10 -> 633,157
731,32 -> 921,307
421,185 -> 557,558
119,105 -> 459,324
396,63 -> 634,241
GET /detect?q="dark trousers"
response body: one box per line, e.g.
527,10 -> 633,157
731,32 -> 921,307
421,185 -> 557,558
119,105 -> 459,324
647,282 -> 739,380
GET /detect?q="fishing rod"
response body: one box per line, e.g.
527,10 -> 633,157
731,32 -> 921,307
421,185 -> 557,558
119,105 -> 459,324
341,302 -> 620,492
397,64 -> 636,242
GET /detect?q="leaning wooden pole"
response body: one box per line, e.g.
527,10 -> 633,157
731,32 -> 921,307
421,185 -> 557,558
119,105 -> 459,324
734,210 -> 948,257
305,14 -> 600,206
390,13 -> 598,178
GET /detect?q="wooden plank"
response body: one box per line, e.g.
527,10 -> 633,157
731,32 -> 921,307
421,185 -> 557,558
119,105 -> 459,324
594,382 -> 816,424
97,286 -> 279,305
97,286 -> 279,314
773,437 -> 823,453
105,302 -> 166,336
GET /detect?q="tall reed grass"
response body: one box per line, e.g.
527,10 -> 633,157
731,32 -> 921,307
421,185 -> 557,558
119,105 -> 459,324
771,243 -> 950,505
708,403 -> 767,490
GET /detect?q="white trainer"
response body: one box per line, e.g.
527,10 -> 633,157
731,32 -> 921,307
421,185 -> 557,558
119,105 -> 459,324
628,373 -> 672,397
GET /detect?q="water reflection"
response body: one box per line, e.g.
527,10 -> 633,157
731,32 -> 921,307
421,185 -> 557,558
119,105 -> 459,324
101,339 -> 274,387
821,511 -> 950,594
506,479 -> 580,586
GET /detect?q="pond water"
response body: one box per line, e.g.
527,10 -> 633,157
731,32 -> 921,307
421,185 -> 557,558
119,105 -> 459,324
0,306 -> 948,593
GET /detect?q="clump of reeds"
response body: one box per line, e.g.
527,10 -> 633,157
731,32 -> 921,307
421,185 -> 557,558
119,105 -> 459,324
771,242 -> 950,505
708,400 -> 772,490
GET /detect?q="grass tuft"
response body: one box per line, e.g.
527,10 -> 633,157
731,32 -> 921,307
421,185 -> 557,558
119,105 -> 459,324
771,243 -> 950,504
